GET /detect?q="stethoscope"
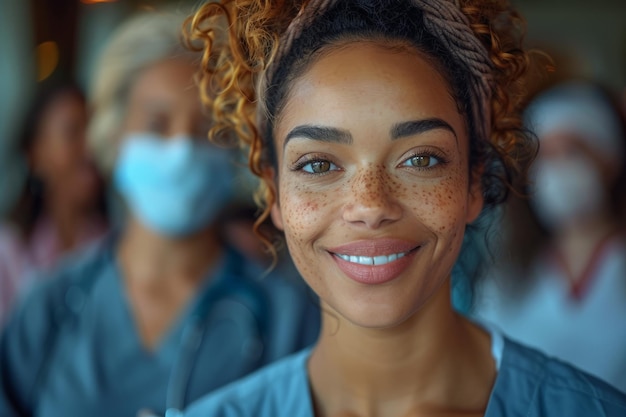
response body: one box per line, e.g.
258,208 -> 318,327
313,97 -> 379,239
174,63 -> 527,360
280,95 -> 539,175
160,249 -> 270,417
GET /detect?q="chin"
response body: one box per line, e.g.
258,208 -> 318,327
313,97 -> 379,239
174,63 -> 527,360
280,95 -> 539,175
325,297 -> 422,330
322,277 -> 449,331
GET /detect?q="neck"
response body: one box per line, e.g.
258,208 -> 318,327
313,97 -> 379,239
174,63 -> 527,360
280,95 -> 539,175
46,193 -> 99,250
118,217 -> 223,287
308,281 -> 495,417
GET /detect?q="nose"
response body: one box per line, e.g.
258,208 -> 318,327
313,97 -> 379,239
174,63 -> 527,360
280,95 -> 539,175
169,113 -> 199,140
342,165 -> 402,229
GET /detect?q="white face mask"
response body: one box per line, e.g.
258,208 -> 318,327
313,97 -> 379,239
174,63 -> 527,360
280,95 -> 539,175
114,133 -> 235,237
530,156 -> 606,230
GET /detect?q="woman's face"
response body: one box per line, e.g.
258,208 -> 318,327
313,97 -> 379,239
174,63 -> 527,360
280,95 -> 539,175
270,42 -> 483,329
31,91 -> 100,207
529,131 -> 613,229
536,132 -> 611,181
115,57 -> 234,237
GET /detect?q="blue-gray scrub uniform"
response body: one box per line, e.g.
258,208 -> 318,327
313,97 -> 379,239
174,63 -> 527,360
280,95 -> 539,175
0,236 -> 319,417
184,332 -> 626,417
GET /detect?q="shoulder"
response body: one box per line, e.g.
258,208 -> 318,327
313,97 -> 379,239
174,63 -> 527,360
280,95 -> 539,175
602,233 -> 626,268
2,235 -> 114,333
233,250 -> 303,292
185,348 -> 313,417
0,224 -> 24,300
225,246 -> 319,320
235,250 -> 320,357
0,223 -> 19,242
0,223 -> 23,256
31,234 -> 112,293
235,249 -> 316,313
215,247 -> 312,317
0,235 -> 116,414
491,338 -> 626,416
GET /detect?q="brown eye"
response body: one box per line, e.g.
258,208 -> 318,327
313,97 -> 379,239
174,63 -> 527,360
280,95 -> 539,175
303,160 -> 334,174
408,155 -> 431,168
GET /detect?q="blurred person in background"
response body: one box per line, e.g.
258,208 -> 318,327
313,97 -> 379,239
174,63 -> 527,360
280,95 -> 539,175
0,10 -> 319,417
475,79 -> 626,393
0,81 -> 107,325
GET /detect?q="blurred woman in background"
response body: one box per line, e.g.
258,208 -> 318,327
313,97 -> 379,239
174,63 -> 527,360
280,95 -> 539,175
475,80 -> 626,393
0,10 -> 318,417
0,81 -> 107,325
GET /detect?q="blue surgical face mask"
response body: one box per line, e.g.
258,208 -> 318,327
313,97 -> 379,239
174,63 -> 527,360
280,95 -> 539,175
114,133 -> 235,237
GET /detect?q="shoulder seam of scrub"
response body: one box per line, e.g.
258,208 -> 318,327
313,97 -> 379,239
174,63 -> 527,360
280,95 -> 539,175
504,344 -> 626,409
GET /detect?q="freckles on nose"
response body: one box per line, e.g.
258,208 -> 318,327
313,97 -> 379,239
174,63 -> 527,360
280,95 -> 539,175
351,163 -> 406,201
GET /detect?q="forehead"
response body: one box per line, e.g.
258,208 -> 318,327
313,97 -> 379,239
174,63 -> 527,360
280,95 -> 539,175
128,58 -> 199,108
276,41 -> 463,138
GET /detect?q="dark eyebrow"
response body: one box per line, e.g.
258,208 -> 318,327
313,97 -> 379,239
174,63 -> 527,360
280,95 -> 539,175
284,125 -> 353,149
390,118 -> 457,142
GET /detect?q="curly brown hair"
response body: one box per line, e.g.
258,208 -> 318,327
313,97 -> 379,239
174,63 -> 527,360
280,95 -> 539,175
185,0 -> 536,244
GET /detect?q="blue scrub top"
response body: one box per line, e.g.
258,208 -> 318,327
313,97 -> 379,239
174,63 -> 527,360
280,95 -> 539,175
0,235 -> 320,417
184,336 -> 626,417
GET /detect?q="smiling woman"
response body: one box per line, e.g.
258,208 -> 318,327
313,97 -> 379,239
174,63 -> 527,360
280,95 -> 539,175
271,44 -> 481,329
183,1 -> 626,416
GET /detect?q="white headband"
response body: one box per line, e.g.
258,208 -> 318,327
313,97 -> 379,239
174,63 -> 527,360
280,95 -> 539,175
526,82 -> 624,167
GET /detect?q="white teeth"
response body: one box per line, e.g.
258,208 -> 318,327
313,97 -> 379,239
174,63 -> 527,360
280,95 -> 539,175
336,252 -> 409,266
373,255 -> 387,265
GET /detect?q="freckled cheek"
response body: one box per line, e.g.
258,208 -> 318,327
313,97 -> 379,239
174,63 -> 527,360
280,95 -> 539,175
278,179 -> 333,244
278,181 -> 334,287
404,176 -> 469,235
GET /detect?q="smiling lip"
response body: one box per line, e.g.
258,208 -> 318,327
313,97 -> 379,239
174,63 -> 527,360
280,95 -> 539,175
328,239 -> 420,285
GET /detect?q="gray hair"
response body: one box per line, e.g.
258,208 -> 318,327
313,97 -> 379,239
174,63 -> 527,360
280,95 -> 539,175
88,11 -> 197,172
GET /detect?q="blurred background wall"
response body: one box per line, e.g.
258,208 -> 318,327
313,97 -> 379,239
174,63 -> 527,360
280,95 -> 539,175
516,0 -> 626,92
0,0 -> 625,215
0,0 -> 197,216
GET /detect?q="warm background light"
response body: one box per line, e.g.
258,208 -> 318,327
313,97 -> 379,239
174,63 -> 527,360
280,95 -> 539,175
80,0 -> 119,4
35,41 -> 59,81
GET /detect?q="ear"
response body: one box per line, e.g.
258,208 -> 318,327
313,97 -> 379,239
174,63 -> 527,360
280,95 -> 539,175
466,167 -> 484,224
263,167 -> 284,231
